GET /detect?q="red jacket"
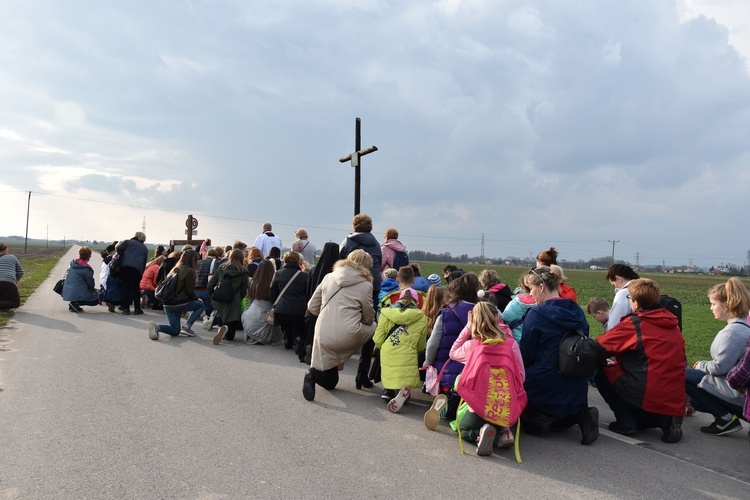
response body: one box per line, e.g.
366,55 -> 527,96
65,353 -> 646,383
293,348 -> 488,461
596,308 -> 686,417
139,263 -> 160,291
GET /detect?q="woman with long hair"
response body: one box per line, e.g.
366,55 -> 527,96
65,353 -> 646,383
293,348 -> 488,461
147,249 -> 206,340
209,249 -> 249,344
241,260 -> 283,345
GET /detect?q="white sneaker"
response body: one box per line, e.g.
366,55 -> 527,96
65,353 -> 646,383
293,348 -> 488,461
148,321 -> 159,340
387,386 -> 411,413
495,427 -> 514,449
213,325 -> 228,345
181,325 -> 197,337
477,424 -> 496,456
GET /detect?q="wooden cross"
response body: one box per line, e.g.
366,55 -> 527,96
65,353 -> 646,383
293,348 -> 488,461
339,117 -> 378,216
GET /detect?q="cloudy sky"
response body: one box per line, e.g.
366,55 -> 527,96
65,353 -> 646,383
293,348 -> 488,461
1,0 -> 749,267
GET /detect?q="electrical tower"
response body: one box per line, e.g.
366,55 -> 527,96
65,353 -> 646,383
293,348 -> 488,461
480,233 -> 485,261
142,216 -> 146,233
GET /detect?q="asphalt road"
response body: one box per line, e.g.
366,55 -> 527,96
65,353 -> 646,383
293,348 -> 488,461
1,246 -> 749,499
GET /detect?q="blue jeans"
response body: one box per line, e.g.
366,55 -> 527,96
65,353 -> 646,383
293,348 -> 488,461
158,300 -> 205,336
686,368 -> 742,418
194,289 -> 213,315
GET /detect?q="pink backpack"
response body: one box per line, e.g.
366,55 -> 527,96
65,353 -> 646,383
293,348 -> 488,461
456,338 -> 527,428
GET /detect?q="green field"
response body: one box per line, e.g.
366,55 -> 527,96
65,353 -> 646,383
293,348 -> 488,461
413,262 -> 747,365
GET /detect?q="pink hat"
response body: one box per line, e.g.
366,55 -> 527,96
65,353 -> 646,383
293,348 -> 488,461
399,287 -> 418,300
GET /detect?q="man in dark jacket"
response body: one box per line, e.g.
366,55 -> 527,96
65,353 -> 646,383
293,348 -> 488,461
594,278 -> 686,443
116,231 -> 149,315
339,213 -> 382,387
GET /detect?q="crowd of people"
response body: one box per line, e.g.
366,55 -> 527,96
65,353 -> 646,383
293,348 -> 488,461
8,217 -> 749,458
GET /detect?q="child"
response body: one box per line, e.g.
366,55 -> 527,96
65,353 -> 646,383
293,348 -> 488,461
378,268 -> 399,302
727,336 -> 750,444
586,297 -> 611,331
501,275 -> 537,342
454,301 -> 525,456
373,289 -> 428,412
379,266 -> 425,309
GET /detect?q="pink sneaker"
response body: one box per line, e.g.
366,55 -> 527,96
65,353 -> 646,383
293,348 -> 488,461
387,387 -> 411,413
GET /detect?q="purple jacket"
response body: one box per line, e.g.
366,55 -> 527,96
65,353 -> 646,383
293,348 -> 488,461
727,336 -> 750,420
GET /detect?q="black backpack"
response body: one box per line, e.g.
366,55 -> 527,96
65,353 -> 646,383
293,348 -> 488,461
659,294 -> 683,331
154,272 -> 179,305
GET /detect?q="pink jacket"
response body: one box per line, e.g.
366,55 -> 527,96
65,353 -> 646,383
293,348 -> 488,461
380,239 -> 406,274
450,328 -> 525,381
139,263 -> 160,291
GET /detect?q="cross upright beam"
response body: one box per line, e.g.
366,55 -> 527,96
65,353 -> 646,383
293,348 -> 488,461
339,117 -> 377,216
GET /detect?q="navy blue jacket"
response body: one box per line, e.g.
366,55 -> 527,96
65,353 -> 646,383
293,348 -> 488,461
116,238 -> 148,274
340,232 -> 382,292
519,298 -> 590,417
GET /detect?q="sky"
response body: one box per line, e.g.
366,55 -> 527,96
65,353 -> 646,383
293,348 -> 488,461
1,0 -> 749,268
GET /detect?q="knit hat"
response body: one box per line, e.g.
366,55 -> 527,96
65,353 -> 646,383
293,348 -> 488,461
399,287 -> 419,300
427,274 -> 441,287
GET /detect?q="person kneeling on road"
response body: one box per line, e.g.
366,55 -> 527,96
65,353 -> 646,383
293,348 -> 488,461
594,278 -> 685,443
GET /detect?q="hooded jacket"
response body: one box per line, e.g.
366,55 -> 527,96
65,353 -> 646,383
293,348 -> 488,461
62,259 -> 98,303
519,298 -> 590,417
208,264 -> 249,323
340,232 -> 382,292
502,293 -> 537,342
380,238 -> 406,274
374,304 -> 428,390
597,308 -> 687,416
308,262 -> 376,371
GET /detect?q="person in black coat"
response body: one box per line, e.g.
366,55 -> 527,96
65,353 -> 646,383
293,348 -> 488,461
270,251 -> 309,352
116,231 -> 149,315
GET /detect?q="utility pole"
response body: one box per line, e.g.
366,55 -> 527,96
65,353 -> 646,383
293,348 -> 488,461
24,191 -> 31,253
608,239 -> 619,264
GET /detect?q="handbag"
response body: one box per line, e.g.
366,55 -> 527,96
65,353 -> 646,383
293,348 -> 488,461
53,278 -> 65,295
108,253 -> 122,277
267,270 -> 302,326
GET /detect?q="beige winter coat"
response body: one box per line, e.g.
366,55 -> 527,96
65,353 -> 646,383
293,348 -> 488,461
308,262 -> 376,371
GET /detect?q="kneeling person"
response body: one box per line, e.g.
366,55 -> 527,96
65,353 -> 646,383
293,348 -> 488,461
594,278 -> 686,443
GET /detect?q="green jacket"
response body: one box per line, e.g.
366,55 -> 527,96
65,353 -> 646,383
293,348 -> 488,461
374,305 -> 428,390
208,264 -> 249,323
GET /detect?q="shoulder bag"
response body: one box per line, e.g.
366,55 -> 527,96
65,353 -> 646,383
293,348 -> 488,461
267,270 -> 302,326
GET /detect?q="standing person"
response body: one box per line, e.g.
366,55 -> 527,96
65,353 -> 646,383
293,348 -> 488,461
241,260 -> 283,345
270,251 -> 309,351
536,247 -> 577,302
340,213 -> 382,386
606,263 -> 640,330
374,289 -> 428,412
116,231 -> 149,315
253,222 -> 282,258
147,249 -> 207,340
292,228 -> 317,266
302,249 -> 377,401
519,266 -> 599,445
686,277 -> 750,435
594,279 -> 686,443
0,243 -> 24,312
61,246 -> 100,312
208,249 -> 249,344
380,228 -> 407,277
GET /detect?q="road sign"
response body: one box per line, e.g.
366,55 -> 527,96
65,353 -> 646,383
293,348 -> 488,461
186,217 -> 199,230
184,229 -> 198,235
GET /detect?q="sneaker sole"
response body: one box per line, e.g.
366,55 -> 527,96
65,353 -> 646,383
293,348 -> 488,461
387,387 -> 411,413
424,394 -> 448,430
477,425 -> 496,456
701,423 -> 742,436
213,326 -> 228,345
148,322 -> 159,341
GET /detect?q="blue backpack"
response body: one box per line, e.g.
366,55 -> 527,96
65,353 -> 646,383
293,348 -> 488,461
392,250 -> 409,270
